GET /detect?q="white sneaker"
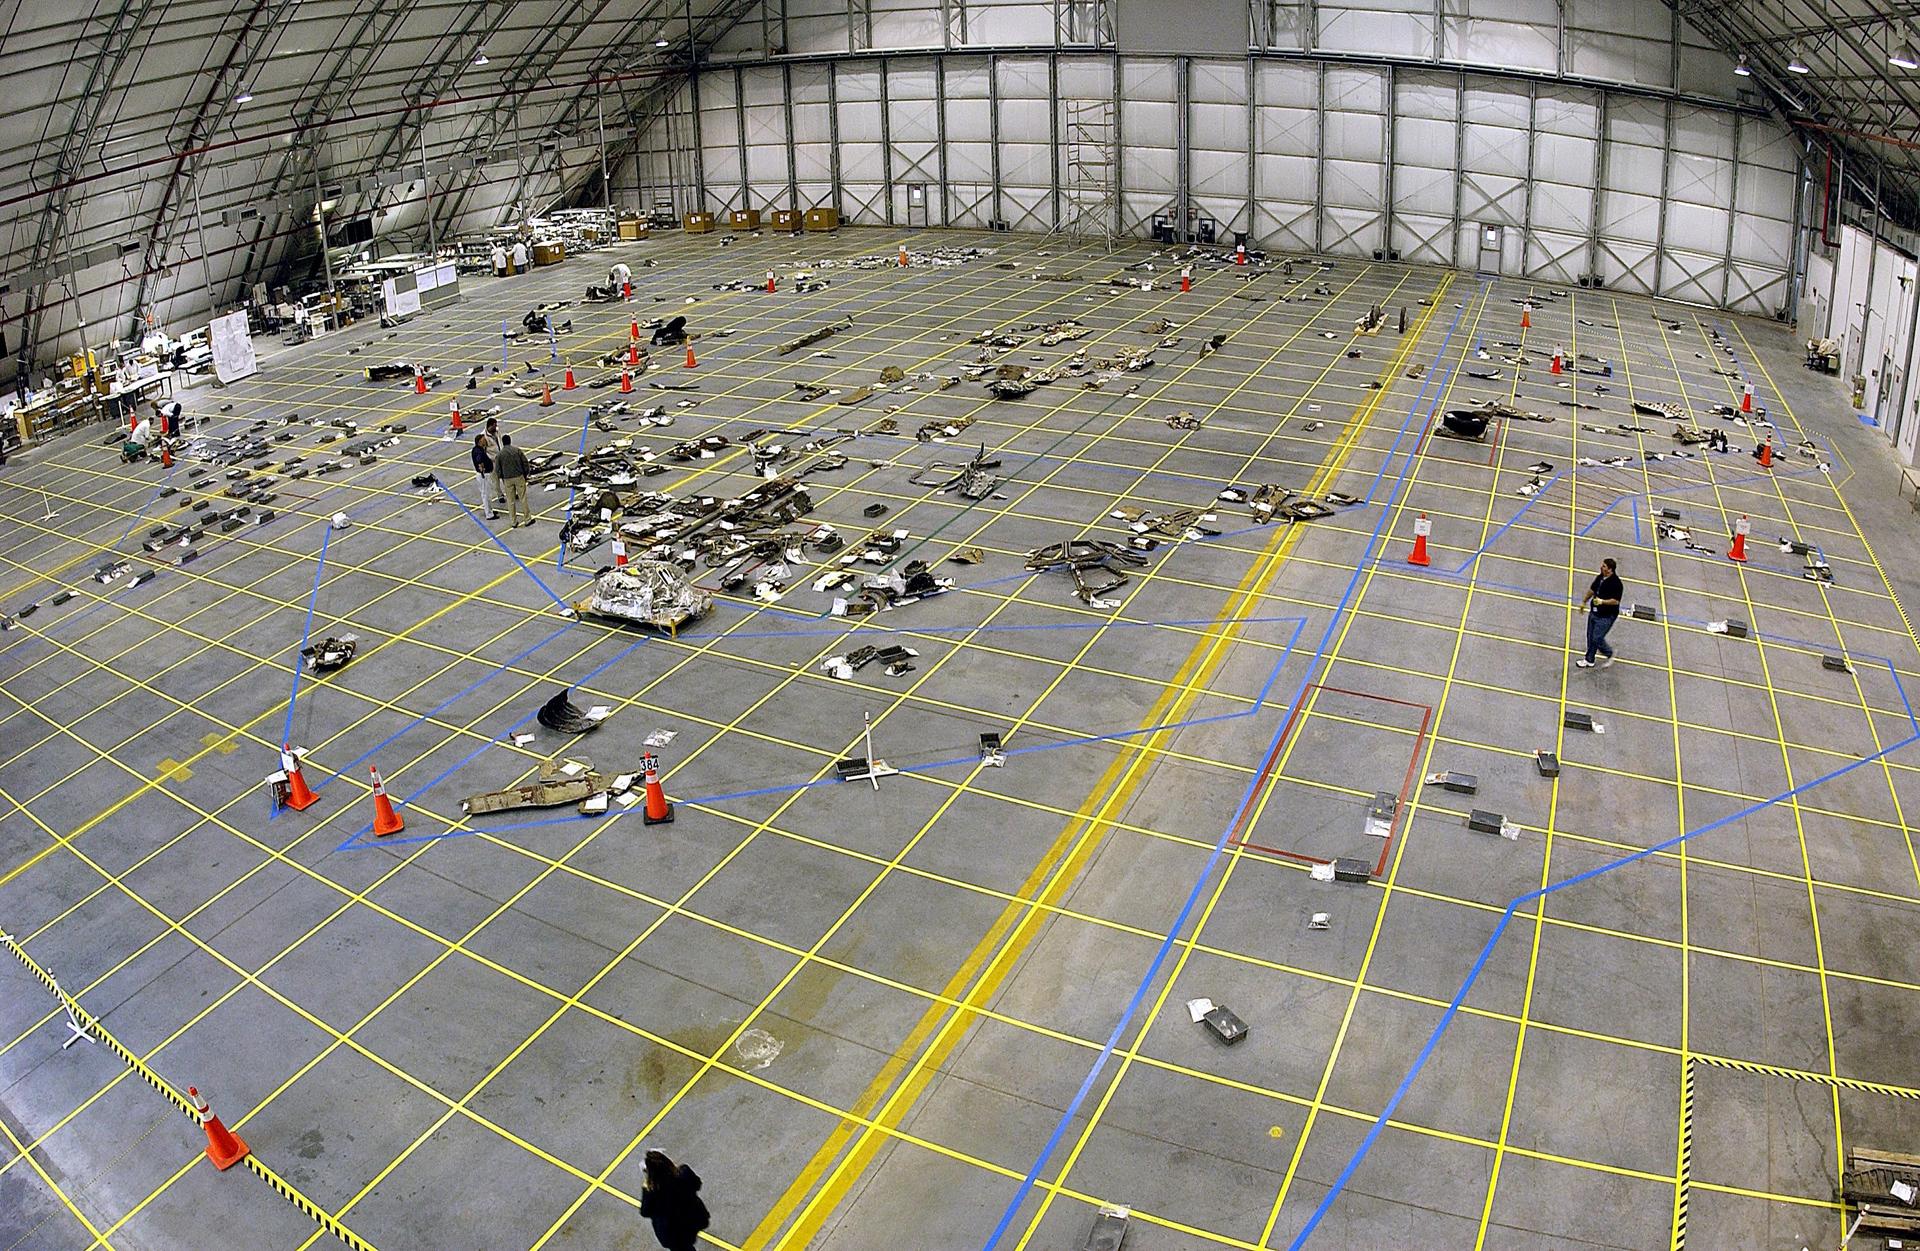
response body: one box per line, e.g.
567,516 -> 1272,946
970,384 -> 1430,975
1575,659 -> 1595,668
1599,655 -> 1615,668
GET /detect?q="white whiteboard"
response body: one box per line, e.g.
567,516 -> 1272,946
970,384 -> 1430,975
382,270 -> 422,318
209,311 -> 257,383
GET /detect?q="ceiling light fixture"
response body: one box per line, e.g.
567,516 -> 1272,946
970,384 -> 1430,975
234,90 -> 254,103
655,37 -> 670,46
1892,41 -> 1919,69
1787,51 -> 1810,72
473,52 -> 490,65
1734,53 -> 1751,75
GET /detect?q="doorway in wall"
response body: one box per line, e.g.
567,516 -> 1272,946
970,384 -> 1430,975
1477,224 -> 1503,275
906,183 -> 928,228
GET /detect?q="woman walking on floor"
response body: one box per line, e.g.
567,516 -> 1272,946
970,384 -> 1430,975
639,1150 -> 710,1251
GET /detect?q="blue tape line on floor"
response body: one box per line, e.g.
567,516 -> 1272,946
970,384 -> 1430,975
1287,727 -> 1920,1249
310,620 -> 578,792
279,521 -> 334,751
981,283 -> 1480,1251
341,614 -> 1309,852
332,630 -> 654,850
436,481 -> 571,610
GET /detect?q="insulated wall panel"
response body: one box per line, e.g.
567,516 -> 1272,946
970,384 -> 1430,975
1660,106 -> 1734,306
1391,72 -> 1459,266
698,72 -> 744,214
944,61 -> 995,226
834,62 -> 886,222
886,59 -> 940,223
1728,118 -> 1796,316
997,56 -> 1055,231
1252,60 -> 1318,252
1321,66 -> 1385,257
742,67 -> 792,208
1526,88 -> 1599,281
1457,82 -> 1529,271
1190,60 -> 1252,238
1596,96 -> 1665,294
791,66 -> 836,212
1119,59 -> 1177,238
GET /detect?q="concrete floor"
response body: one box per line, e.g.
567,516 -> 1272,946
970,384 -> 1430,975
1,225 -> 1918,1251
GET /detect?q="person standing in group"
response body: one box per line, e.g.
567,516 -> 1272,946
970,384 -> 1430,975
511,238 -> 529,276
1576,556 -> 1623,669
469,432 -> 498,521
638,1150 -> 709,1251
495,434 -> 533,528
479,417 -> 503,507
491,242 -> 509,277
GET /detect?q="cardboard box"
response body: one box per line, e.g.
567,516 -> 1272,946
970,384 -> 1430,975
684,212 -> 716,234
803,207 -> 840,233
618,218 -> 649,240
531,241 -> 565,266
727,209 -> 761,230
770,209 -> 801,233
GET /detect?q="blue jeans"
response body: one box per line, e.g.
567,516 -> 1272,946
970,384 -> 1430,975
1585,611 -> 1617,662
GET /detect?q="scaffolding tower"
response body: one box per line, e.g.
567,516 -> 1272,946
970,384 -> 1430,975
1059,97 -> 1118,248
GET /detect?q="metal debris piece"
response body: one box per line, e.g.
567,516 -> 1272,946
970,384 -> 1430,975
1424,771 -> 1478,794
461,770 -> 608,816
948,546 -> 985,565
572,562 -> 713,632
300,635 -> 358,672
777,316 -> 853,355
1535,749 -> 1559,777
1166,411 -> 1202,430
909,444 -> 1002,499
537,688 -> 612,733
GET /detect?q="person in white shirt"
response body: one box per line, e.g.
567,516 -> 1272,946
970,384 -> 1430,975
491,243 -> 509,277
511,240 -> 529,273
609,262 -> 632,290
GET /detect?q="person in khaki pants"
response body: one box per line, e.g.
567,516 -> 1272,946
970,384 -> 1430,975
495,435 -> 533,527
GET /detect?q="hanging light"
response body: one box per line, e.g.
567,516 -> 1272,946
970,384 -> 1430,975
234,89 -> 254,103
1734,53 -> 1751,75
1787,50 -> 1811,73
655,36 -> 671,46
1892,41 -> 1919,69
473,51 -> 490,66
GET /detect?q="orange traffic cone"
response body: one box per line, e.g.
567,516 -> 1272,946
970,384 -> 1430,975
562,367 -> 576,390
160,444 -> 174,469
684,344 -> 697,369
898,246 -> 909,267
766,269 -> 777,293
1728,513 -> 1750,563
629,343 -> 640,366
630,319 -> 640,341
449,400 -> 465,434
641,752 -> 674,826
1180,266 -> 1191,293
1741,383 -> 1753,413
623,281 -> 632,300
1407,513 -> 1432,566
1757,436 -> 1774,469
1234,243 -> 1247,266
281,744 -> 319,812
540,383 -> 554,407
415,371 -> 429,395
188,1087 -> 250,1170
612,537 -> 629,568
1520,304 -> 1531,330
369,764 -> 404,836
1550,347 -> 1563,375
620,371 -> 633,393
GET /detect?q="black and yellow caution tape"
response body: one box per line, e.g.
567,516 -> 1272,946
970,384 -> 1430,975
2,930 -> 382,1251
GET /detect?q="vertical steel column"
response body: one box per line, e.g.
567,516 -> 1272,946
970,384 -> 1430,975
1314,60 -> 1326,255
1586,90 -> 1609,284
311,160 -> 336,300
735,65 -> 750,211
1519,80 -> 1536,277
1720,113 -> 1740,310
1451,73 -> 1465,269
1897,253 -> 1920,452
1785,151 -> 1809,325
1826,151 -> 1844,340
1861,163 -> 1883,378
190,174 -> 216,311
1244,55 -> 1258,242
1383,62 -> 1396,260
936,56 -> 951,226
1049,52 -> 1062,232
1176,56 -> 1190,243
988,53 -> 1003,225
782,62 -> 799,212
597,93 -> 612,220
1653,100 -> 1672,296
880,58 -> 895,224
829,63 -> 844,216
419,119 -> 441,255
1113,54 -> 1126,239
691,72 -> 708,208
